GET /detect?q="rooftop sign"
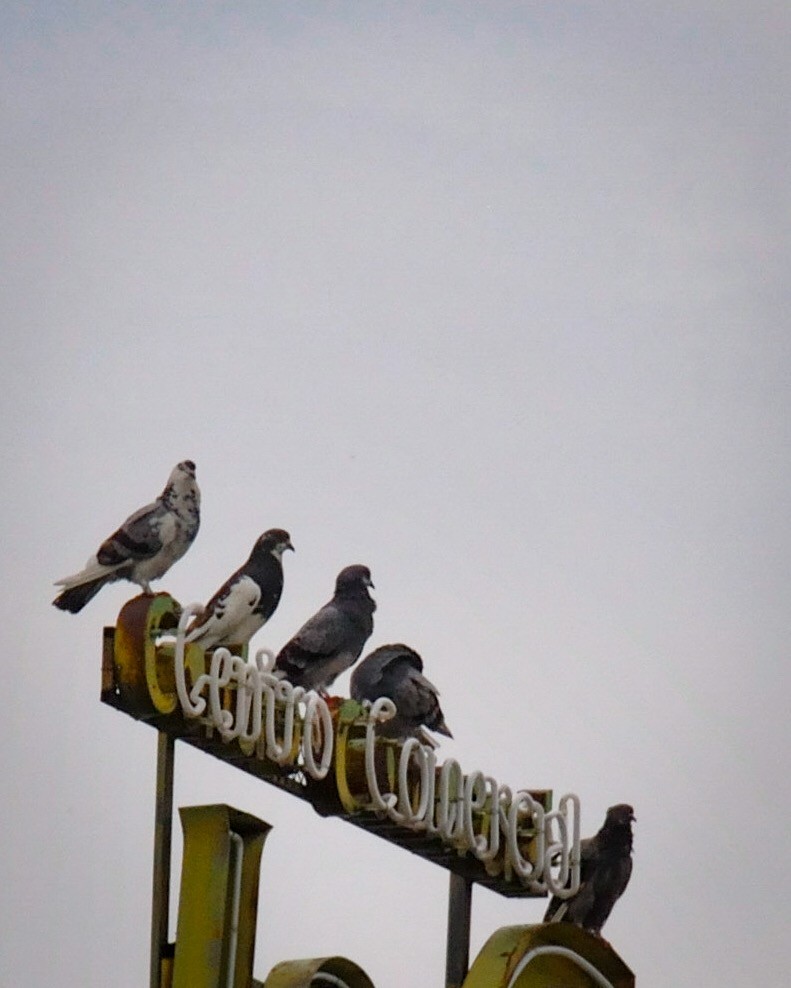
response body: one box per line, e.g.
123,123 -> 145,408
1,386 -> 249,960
103,593 -> 581,900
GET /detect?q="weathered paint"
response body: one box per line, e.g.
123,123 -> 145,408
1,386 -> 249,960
112,593 -> 205,717
263,956 -> 375,988
463,924 -> 635,988
172,805 -> 271,988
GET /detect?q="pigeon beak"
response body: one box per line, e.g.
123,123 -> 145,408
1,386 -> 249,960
286,541 -> 295,553
366,577 -> 375,589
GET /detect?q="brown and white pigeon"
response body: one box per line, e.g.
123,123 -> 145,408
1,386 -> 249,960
186,529 -> 294,650
53,460 -> 201,613
351,643 -> 452,744
543,803 -> 635,935
275,564 -> 375,694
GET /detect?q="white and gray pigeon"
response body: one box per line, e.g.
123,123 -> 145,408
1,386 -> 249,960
186,528 -> 294,650
53,460 -> 201,613
274,564 -> 375,694
543,803 -> 635,935
351,643 -> 452,744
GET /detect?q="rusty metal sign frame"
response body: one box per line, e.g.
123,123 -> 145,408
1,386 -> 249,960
101,593 -> 581,988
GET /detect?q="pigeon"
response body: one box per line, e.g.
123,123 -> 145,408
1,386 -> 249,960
53,460 -> 201,613
275,564 -> 375,693
351,643 -> 452,744
186,529 -> 294,650
543,803 -> 635,935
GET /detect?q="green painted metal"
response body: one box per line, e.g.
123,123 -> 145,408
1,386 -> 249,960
462,924 -> 634,988
111,592 -> 206,718
263,956 -> 375,988
172,804 -> 272,988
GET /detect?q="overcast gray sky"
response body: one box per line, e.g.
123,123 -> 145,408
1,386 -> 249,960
2,3 -> 789,986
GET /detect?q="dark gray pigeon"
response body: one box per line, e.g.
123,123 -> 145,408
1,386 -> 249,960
274,564 -> 375,694
543,803 -> 635,935
53,460 -> 201,613
351,643 -> 452,744
186,529 -> 294,650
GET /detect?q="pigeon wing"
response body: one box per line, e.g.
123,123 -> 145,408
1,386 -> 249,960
396,666 -> 451,737
608,853 -> 633,905
584,834 -> 633,933
96,501 -> 165,566
543,835 -> 598,923
397,667 -> 442,718
561,874 -> 598,927
351,644 -> 422,699
54,502 -> 164,588
186,572 -> 261,645
279,603 -> 348,671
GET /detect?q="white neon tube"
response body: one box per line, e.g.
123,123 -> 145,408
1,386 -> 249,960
506,945 -> 617,988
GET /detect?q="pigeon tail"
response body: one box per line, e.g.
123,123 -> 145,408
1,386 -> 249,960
430,715 -> 453,739
54,557 -> 120,589
52,575 -> 112,613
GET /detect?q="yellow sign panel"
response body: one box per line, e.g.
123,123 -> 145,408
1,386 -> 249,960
465,924 -> 634,988
164,804 -> 632,988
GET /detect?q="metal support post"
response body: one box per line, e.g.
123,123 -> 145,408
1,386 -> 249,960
445,872 -> 472,988
150,731 -> 175,988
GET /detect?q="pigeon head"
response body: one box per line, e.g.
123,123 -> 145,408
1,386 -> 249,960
606,804 -> 635,827
254,528 -> 294,559
335,564 -> 374,594
167,460 -> 197,484
601,804 -> 635,848
162,460 -> 200,508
